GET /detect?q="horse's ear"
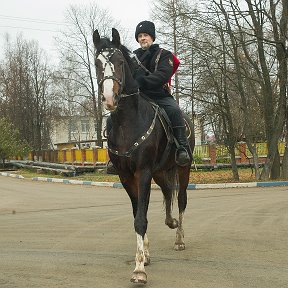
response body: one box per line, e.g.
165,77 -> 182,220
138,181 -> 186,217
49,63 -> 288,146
112,28 -> 121,47
93,29 -> 101,48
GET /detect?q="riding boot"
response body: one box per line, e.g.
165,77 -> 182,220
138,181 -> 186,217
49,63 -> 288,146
173,126 -> 191,167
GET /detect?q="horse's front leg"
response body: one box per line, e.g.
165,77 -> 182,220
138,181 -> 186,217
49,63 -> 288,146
131,233 -> 147,284
144,233 -> 150,265
130,169 -> 152,284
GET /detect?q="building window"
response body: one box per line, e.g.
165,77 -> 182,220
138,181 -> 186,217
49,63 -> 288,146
70,121 -> 77,134
81,120 -> 90,133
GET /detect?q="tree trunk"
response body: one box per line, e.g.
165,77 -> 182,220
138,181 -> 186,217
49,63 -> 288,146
228,145 -> 239,181
270,149 -> 280,179
281,144 -> 288,179
246,142 -> 261,180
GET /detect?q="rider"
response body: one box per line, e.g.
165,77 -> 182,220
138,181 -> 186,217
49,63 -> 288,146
133,20 -> 190,166
106,20 -> 190,173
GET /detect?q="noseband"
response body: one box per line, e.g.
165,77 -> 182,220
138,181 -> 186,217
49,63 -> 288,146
96,48 -> 125,97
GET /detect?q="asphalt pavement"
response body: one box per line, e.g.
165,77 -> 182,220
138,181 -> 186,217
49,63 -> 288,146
0,175 -> 288,287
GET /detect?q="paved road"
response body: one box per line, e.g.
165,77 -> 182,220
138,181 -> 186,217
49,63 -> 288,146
0,176 -> 288,288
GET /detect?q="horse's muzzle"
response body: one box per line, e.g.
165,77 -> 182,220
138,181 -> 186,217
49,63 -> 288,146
105,103 -> 117,111
102,93 -> 119,111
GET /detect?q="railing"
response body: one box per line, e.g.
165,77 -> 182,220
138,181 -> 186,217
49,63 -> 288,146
190,142 -> 285,165
26,147 -> 108,166
16,142 -> 285,166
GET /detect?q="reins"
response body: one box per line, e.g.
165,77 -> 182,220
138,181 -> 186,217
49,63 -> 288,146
120,91 -> 139,98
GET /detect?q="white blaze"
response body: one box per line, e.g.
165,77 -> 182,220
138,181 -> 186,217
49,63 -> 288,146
98,52 -> 115,109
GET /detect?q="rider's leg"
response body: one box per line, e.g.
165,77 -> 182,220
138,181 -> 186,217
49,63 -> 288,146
172,125 -> 191,166
154,96 -> 191,167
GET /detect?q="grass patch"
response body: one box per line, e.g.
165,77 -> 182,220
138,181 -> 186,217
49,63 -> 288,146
14,167 -> 258,184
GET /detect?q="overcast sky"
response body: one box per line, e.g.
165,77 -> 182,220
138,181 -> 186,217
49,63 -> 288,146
0,0 -> 151,61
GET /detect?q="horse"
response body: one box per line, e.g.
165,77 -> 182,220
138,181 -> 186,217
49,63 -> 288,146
93,28 -> 195,284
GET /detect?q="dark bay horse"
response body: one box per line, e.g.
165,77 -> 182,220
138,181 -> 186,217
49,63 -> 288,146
93,28 -> 194,284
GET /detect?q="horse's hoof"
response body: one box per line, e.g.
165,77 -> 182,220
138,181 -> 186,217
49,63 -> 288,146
130,271 -> 147,284
174,242 -> 185,251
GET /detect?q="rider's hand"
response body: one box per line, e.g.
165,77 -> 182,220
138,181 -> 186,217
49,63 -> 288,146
134,68 -> 147,88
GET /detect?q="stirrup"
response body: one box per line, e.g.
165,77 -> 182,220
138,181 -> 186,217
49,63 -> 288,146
106,160 -> 118,175
175,147 -> 190,167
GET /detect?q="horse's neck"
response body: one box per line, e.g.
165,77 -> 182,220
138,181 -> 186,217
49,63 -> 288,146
122,55 -> 138,95
113,94 -> 141,124
110,55 -> 150,138
111,95 -> 150,139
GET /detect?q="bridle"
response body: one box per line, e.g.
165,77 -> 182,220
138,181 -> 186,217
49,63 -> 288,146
96,47 -> 125,97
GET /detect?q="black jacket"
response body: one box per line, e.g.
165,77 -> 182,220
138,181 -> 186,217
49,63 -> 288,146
133,44 -> 174,98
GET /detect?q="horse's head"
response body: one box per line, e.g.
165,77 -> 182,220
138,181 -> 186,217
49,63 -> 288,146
93,28 -> 134,111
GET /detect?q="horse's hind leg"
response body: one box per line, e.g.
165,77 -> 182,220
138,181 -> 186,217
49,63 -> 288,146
153,171 -> 178,229
174,211 -> 185,251
174,166 -> 189,251
164,190 -> 179,230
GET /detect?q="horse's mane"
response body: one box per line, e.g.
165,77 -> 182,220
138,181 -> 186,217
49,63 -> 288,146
119,45 -> 136,72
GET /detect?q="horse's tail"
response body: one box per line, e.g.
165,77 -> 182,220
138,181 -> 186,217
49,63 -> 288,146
171,166 -> 179,204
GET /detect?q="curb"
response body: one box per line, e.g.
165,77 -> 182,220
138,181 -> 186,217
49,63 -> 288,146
1,172 -> 288,190
32,176 -> 115,187
113,181 -> 288,190
0,172 -> 25,179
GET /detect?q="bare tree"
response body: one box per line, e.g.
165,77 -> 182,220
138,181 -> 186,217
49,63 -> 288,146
180,0 -> 287,180
0,34 -> 53,150
209,0 -> 263,178
52,55 -> 84,145
55,3 -> 121,146
151,0 -> 197,106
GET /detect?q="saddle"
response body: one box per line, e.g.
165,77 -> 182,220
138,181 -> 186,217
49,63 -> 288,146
140,94 -> 180,171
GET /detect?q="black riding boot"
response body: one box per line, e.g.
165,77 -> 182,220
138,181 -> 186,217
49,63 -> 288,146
173,126 -> 191,167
